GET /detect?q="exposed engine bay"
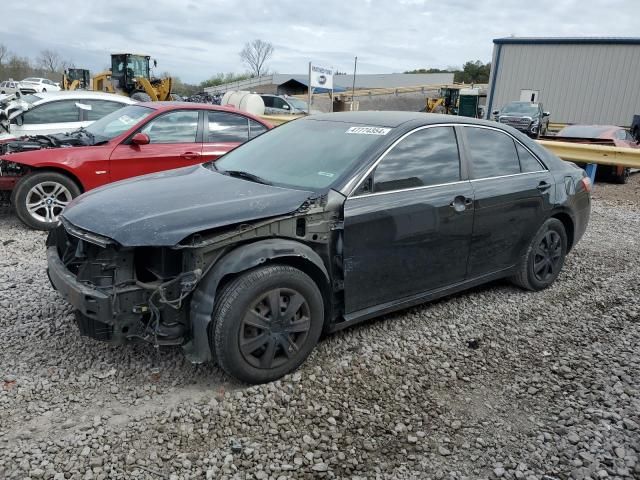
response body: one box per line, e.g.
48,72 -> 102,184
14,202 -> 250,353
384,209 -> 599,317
0,131 -> 94,155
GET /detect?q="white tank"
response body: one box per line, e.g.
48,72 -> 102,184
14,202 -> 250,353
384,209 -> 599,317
222,90 -> 265,116
221,91 -> 233,106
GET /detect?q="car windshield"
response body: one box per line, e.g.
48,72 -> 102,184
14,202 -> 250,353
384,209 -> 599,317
286,97 -> 308,110
19,94 -> 43,106
502,103 -> 539,116
85,105 -> 154,142
212,119 -> 390,190
557,126 -> 612,138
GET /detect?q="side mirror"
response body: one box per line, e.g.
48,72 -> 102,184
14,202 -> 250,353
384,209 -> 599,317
15,114 -> 23,126
543,111 -> 550,117
131,132 -> 150,146
282,104 -> 290,110
492,110 -> 499,115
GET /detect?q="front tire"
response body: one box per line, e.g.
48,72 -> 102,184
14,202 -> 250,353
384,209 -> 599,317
12,171 -> 81,230
211,265 -> 324,384
511,218 -> 567,291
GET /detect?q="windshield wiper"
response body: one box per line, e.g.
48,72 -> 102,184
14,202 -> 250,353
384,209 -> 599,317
221,169 -> 272,185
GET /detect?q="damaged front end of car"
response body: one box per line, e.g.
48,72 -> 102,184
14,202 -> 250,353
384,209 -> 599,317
0,93 -> 29,137
46,191 -> 344,361
47,217 -> 203,345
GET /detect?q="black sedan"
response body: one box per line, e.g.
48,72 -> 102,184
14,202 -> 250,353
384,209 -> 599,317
46,112 -> 591,384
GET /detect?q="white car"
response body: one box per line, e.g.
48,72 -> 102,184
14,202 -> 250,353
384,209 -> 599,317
0,91 -> 137,141
0,80 -> 27,95
20,77 -> 62,93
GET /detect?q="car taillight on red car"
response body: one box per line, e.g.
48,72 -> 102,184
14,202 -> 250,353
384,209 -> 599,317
580,176 -> 592,193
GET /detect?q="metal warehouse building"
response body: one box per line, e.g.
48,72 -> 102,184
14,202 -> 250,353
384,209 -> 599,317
204,72 -> 454,95
486,37 -> 640,126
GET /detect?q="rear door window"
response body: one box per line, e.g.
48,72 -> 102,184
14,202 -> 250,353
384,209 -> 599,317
370,126 -> 461,193
249,119 -> 267,139
85,100 -> 127,121
515,142 -> 544,172
464,127 -> 521,178
207,111 -> 249,142
140,110 -> 199,143
21,100 -> 80,124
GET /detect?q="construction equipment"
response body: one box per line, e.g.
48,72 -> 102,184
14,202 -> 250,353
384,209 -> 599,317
424,87 -> 460,115
92,54 -> 173,102
62,69 -> 91,90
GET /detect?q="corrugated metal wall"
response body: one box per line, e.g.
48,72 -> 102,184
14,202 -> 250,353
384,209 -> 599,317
487,43 -> 640,126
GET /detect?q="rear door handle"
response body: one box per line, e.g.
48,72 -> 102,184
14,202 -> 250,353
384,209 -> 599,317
450,195 -> 473,212
181,152 -> 201,160
537,181 -> 551,192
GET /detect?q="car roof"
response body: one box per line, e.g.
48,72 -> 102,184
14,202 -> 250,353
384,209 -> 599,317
31,91 -> 137,104
302,111 -> 499,128
137,102 -> 272,125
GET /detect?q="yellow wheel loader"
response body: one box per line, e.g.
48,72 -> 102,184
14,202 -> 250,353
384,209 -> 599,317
62,69 -> 91,90
92,54 -> 173,102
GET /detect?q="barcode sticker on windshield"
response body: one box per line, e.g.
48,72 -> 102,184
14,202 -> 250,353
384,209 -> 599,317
346,126 -> 391,135
118,115 -> 136,125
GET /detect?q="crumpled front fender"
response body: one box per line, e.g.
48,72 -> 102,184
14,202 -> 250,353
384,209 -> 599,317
183,238 -> 330,363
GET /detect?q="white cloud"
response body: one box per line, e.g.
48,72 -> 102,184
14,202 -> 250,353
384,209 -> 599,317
0,0 -> 638,83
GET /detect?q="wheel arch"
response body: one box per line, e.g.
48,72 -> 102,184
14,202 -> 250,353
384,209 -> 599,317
13,165 -> 86,194
184,238 -> 331,364
550,210 -> 575,252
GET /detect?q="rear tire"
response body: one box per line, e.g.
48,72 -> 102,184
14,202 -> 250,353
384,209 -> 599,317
210,265 -> 324,384
611,167 -> 630,185
12,171 -> 81,230
511,218 -> 567,291
131,91 -> 152,102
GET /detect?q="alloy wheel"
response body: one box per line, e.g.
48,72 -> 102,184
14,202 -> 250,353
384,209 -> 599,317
25,181 -> 72,224
533,230 -> 562,282
239,288 -> 311,370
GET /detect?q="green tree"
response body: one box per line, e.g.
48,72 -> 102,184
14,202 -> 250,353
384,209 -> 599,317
200,72 -> 252,89
454,61 -> 491,83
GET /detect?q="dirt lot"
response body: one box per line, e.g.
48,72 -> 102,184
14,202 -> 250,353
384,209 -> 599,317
0,175 -> 639,480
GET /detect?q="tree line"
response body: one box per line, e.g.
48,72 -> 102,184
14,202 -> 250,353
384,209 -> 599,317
0,44 -> 75,83
405,60 -> 491,84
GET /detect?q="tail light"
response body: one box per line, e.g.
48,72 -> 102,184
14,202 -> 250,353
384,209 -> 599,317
580,176 -> 592,193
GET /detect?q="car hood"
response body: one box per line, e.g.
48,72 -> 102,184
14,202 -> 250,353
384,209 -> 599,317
0,131 -> 94,155
61,164 -> 316,247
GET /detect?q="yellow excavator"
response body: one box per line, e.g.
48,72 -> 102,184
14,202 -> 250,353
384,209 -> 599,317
62,69 -> 91,90
92,53 -> 173,101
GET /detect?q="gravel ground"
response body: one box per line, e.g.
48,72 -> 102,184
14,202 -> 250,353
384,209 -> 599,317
0,174 -> 639,480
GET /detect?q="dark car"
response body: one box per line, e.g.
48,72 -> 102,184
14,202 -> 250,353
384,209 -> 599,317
493,101 -> 550,138
46,112 -> 591,384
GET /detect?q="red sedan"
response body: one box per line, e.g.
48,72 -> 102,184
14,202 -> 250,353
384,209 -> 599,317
0,103 -> 271,229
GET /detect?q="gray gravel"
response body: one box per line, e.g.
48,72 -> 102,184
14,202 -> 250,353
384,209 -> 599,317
1,175 -> 639,479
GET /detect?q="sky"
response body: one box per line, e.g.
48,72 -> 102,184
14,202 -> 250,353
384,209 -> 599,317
1,0 -> 639,84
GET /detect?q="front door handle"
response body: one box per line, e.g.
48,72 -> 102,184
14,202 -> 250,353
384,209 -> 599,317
181,152 -> 201,160
537,181 -> 551,192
